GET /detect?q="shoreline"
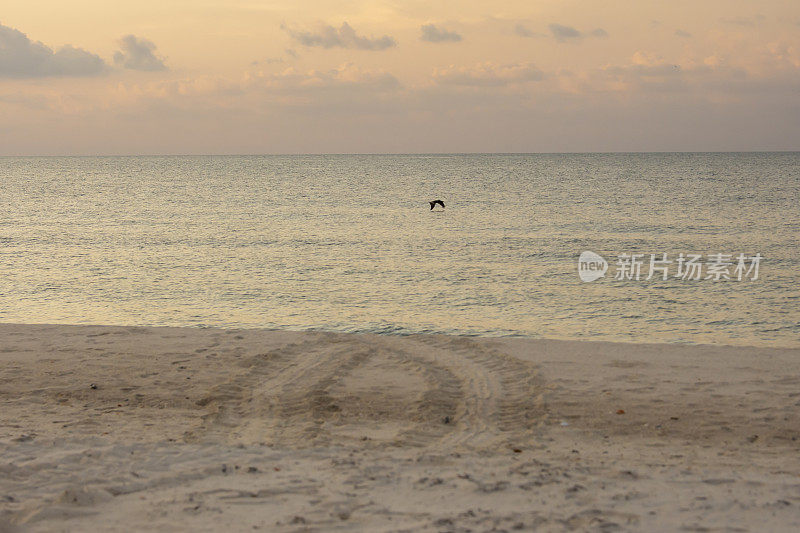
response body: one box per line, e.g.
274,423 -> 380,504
1,321 -> 797,351
1,324 -> 798,531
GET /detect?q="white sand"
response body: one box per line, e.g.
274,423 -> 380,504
0,324 -> 798,531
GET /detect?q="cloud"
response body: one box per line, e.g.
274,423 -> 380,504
766,42 -> 800,69
514,24 -> 533,37
604,52 -> 687,79
113,35 -> 167,71
114,64 -> 401,109
433,62 -> 544,87
549,24 -> 582,42
251,63 -> 401,95
513,24 -> 545,38
251,57 -> 285,67
549,24 -> 608,43
282,22 -> 396,50
420,24 -> 462,43
675,29 -> 692,38
90,63 -> 403,127
5,52 -> 800,155
0,23 -> 106,78
720,15 -> 765,27
582,51 -> 775,97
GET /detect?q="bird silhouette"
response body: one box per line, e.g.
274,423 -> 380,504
429,200 -> 445,210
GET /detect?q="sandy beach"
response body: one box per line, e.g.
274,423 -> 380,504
0,324 -> 798,531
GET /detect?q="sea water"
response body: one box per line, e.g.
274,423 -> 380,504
1,153 -> 798,346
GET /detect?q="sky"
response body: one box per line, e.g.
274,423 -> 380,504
1,0 -> 799,154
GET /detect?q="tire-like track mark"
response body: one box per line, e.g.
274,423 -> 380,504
398,335 -> 545,450
187,334 -> 544,451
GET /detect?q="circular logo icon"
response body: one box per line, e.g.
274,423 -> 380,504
578,251 -> 607,282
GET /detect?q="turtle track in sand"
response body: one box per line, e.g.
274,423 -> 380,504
187,333 -> 545,451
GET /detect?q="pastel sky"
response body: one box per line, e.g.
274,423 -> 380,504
1,0 -> 799,154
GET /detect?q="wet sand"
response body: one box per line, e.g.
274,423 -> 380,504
1,324 -> 798,531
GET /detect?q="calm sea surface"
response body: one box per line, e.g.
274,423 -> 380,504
1,153 -> 798,347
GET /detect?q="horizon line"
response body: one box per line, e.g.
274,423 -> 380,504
1,150 -> 799,157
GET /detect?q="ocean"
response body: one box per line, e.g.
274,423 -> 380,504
1,153 -> 798,346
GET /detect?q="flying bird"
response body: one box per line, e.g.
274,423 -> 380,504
429,200 -> 445,210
